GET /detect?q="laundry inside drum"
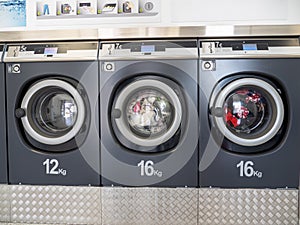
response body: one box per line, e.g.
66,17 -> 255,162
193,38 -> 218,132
223,88 -> 267,135
126,89 -> 174,138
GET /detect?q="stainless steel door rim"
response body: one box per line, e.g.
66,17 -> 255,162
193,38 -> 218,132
21,79 -> 85,145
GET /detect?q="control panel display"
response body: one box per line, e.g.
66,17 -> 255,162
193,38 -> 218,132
129,43 -> 166,53
243,44 -> 257,51
44,47 -> 58,55
141,45 -> 155,53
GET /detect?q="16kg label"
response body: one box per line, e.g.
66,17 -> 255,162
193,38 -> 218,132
43,159 -> 67,176
237,161 -> 263,178
137,160 -> 163,178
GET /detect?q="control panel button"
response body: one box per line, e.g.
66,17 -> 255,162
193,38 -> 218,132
204,62 -> 212,69
13,64 -> 20,73
257,43 -> 269,50
232,43 -> 243,51
130,45 -> 141,52
103,62 -> 115,72
201,61 -> 215,71
10,64 -> 21,73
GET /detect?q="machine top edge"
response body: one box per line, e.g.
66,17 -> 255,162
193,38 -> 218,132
1,25 -> 300,42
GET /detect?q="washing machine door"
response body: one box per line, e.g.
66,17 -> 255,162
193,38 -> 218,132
210,77 -> 284,148
19,79 -> 86,146
111,77 -> 183,152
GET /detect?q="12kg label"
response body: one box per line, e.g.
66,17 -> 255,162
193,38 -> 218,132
137,160 -> 163,177
237,161 -> 263,178
43,159 -> 67,176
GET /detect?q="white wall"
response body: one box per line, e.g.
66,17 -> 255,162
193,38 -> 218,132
164,0 -> 300,26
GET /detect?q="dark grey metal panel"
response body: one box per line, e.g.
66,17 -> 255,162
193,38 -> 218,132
6,61 -> 100,186
200,58 -> 300,188
100,59 -> 199,187
0,63 -> 7,184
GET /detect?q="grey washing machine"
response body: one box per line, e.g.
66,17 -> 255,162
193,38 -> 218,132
4,42 -> 100,186
199,38 -> 300,188
0,44 -> 7,184
100,40 -> 199,187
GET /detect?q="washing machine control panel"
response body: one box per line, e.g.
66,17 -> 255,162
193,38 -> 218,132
200,38 -> 300,57
4,42 -> 98,62
100,40 -> 198,59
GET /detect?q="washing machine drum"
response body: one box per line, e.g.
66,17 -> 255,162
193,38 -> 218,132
16,78 -> 89,152
210,77 -> 285,152
111,77 -> 184,152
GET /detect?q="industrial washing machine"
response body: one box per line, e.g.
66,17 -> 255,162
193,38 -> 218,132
100,40 -> 198,187
0,44 -> 7,184
199,38 -> 300,188
5,42 -> 100,185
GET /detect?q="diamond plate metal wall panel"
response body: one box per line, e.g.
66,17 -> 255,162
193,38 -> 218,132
11,185 -> 101,225
0,185 -> 10,223
199,188 -> 299,225
102,187 -> 198,225
155,188 -> 198,225
3,186 -> 299,225
102,187 -> 157,225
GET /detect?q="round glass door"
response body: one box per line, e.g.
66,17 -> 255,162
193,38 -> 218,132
210,78 -> 284,146
20,79 -> 85,145
112,79 -> 183,148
